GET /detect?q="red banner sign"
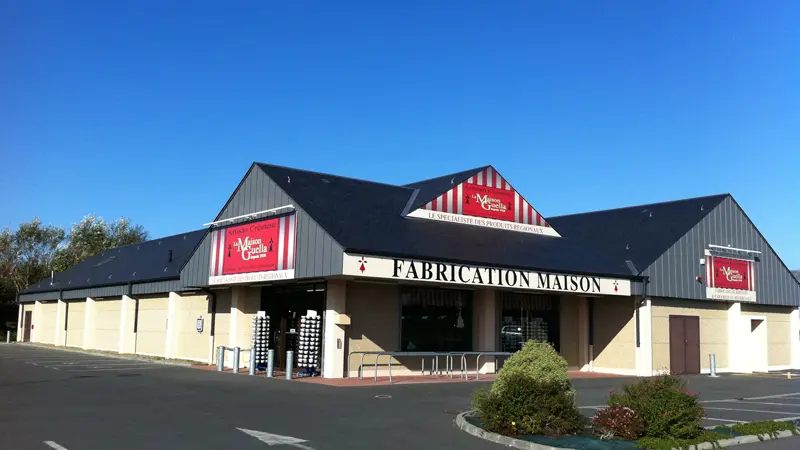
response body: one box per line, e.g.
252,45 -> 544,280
209,214 -> 297,282
710,256 -> 751,290
462,183 -> 516,221
221,219 -> 280,275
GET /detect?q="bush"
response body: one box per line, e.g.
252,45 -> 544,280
592,404 -> 645,440
473,372 -> 585,437
610,375 -> 703,439
492,341 -> 571,395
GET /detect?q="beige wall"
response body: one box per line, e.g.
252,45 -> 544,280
35,302 -> 58,345
651,298 -> 729,372
560,296 -> 580,367
346,282 -> 400,374
135,296 -> 169,356
593,297 -> 636,371
174,293 -> 212,362
94,298 -> 122,351
742,304 -> 793,367
66,301 -> 86,347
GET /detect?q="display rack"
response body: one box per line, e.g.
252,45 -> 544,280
297,313 -> 321,376
251,314 -> 271,370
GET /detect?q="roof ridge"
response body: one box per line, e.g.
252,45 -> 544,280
402,165 -> 490,187
256,162 -> 415,191
549,193 -> 730,219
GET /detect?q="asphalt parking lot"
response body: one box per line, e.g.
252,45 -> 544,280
2,344 -> 800,450
579,374 -> 800,427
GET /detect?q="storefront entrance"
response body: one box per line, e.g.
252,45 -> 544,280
499,292 -> 560,353
261,283 -> 325,371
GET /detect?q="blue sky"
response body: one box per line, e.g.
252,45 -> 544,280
2,1 -> 798,268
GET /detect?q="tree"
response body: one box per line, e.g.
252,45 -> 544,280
52,216 -> 149,272
0,219 -> 65,304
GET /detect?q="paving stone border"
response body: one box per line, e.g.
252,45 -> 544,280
455,411 -> 798,450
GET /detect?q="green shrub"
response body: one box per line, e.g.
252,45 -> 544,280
636,430 -> 728,450
610,375 -> 703,439
473,372 -> 585,437
492,341 -> 571,395
731,420 -> 799,439
592,404 -> 645,440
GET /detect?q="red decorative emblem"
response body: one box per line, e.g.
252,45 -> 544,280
358,257 -> 367,273
613,281 -> 619,292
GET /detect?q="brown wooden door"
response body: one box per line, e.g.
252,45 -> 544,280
684,316 -> 701,374
669,316 -> 686,374
23,311 -> 32,342
669,315 -> 701,375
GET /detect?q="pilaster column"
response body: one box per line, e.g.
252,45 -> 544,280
728,302 -> 747,373
55,299 -> 67,346
475,289 -> 497,373
636,298 -> 653,376
323,280 -> 347,378
790,308 -> 800,370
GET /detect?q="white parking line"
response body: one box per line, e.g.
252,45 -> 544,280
731,401 -> 800,408
44,441 -> 69,450
705,417 -> 746,423
704,407 -> 799,415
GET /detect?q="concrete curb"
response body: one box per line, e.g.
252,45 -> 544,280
20,343 -> 193,367
455,411 -> 798,450
455,411 -> 573,450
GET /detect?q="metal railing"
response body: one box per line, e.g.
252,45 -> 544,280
459,352 -> 513,380
346,350 -> 514,384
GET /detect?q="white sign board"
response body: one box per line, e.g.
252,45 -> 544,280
342,253 -> 631,297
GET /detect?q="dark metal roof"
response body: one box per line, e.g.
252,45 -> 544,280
22,229 -> 207,294
548,194 -> 729,277
793,270 -> 800,282
257,163 -> 723,278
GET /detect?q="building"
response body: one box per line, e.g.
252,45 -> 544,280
17,163 -> 800,378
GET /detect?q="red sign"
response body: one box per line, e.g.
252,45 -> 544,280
462,183 -> 516,221
220,218 -> 280,275
711,257 -> 750,290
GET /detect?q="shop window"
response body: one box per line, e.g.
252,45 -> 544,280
499,292 -> 560,353
401,287 -> 473,352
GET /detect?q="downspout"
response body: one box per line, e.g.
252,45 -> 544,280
635,277 -> 650,348
201,288 -> 217,365
128,282 -> 140,353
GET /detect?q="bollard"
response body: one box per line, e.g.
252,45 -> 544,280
267,349 -> 275,378
6,330 -> 9,343
709,353 -> 719,378
249,349 -> 256,376
217,346 -> 225,372
233,347 -> 241,374
285,351 -> 293,380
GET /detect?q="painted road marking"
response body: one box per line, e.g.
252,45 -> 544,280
44,441 -> 69,450
237,428 -> 316,449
